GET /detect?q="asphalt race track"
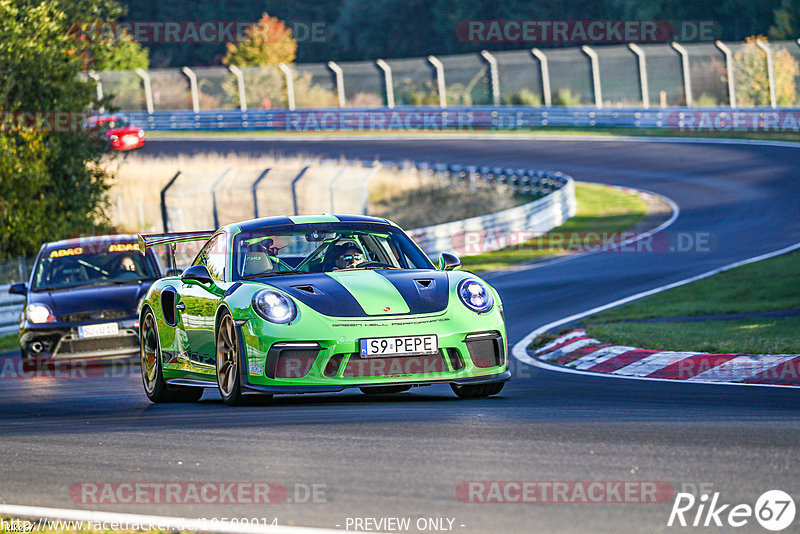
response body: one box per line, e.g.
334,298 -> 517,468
2,136 -> 800,533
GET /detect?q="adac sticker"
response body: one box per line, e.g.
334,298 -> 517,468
49,247 -> 83,258
249,362 -> 264,376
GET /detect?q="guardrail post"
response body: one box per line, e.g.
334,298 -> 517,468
291,166 -> 310,215
531,48 -> 551,106
715,41 -> 737,108
87,71 -> 104,112
327,61 -> 346,108
755,40 -> 777,109
135,68 -> 154,114
251,168 -> 270,218
228,65 -> 247,112
278,63 -> 296,111
360,163 -> 382,215
671,42 -> 693,107
210,169 -> 230,229
427,55 -> 447,108
182,67 -> 200,113
160,171 -> 181,232
628,43 -> 649,109
480,50 -> 500,106
581,45 -> 602,108
328,166 -> 347,212
376,59 -> 395,108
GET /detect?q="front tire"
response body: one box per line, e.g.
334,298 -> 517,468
450,381 -> 504,399
140,309 -> 203,403
216,312 -> 244,406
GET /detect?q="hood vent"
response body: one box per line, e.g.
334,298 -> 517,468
414,279 -> 433,289
292,285 -> 317,294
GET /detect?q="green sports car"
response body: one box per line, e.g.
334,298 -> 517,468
138,214 -> 509,406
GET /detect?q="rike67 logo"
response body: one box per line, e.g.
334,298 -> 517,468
668,489 -> 796,531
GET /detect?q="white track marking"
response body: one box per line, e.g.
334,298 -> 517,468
0,504 -> 361,534
512,241 -> 800,389
485,187 -> 680,281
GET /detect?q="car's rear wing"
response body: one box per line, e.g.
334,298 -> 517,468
137,231 -> 215,273
136,231 -> 215,255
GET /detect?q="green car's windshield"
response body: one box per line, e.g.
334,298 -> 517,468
33,243 -> 159,291
233,226 -> 433,279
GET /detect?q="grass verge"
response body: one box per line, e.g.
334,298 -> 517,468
0,333 -> 18,353
460,182 -> 649,272
581,250 -> 800,354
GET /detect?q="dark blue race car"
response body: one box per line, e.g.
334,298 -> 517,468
9,235 -> 164,363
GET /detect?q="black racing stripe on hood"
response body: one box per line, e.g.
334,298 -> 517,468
258,273 -> 367,317
376,270 -> 450,314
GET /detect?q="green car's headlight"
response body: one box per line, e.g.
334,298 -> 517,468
457,279 -> 494,314
252,290 -> 297,324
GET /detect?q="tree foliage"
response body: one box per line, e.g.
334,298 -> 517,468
733,36 -> 798,106
0,0 -> 147,260
223,12 -> 296,67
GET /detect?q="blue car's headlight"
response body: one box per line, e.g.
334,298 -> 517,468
458,279 -> 494,314
252,290 -> 297,324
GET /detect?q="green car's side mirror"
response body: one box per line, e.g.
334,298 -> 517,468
438,252 -> 461,271
181,264 -> 213,285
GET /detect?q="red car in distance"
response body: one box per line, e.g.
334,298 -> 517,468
86,115 -> 145,151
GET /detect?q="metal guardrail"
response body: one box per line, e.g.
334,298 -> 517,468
0,285 -> 23,336
121,106 -> 800,132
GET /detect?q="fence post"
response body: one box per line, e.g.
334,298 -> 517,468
17,256 -> 25,283
755,40 -> 777,109
715,41 -> 736,108
135,68 -> 154,114
210,169 -> 230,229
628,43 -> 649,109
328,166 -> 347,212
291,166 -> 310,215
87,71 -> 104,112
480,50 -> 500,106
360,163 -> 382,215
160,171 -> 181,232
376,59 -> 395,108
181,67 -> 200,113
671,42 -> 693,107
251,168 -> 270,218
531,48 -> 551,106
327,61 -> 346,108
581,45 -> 602,108
427,55 -> 447,108
278,63 -> 296,111
228,65 -> 247,112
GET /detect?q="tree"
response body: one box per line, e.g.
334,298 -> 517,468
732,36 -> 798,106
223,12 -> 297,67
0,0 -> 141,260
769,0 -> 800,40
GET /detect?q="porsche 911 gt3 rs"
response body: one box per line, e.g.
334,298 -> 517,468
138,214 -> 509,405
